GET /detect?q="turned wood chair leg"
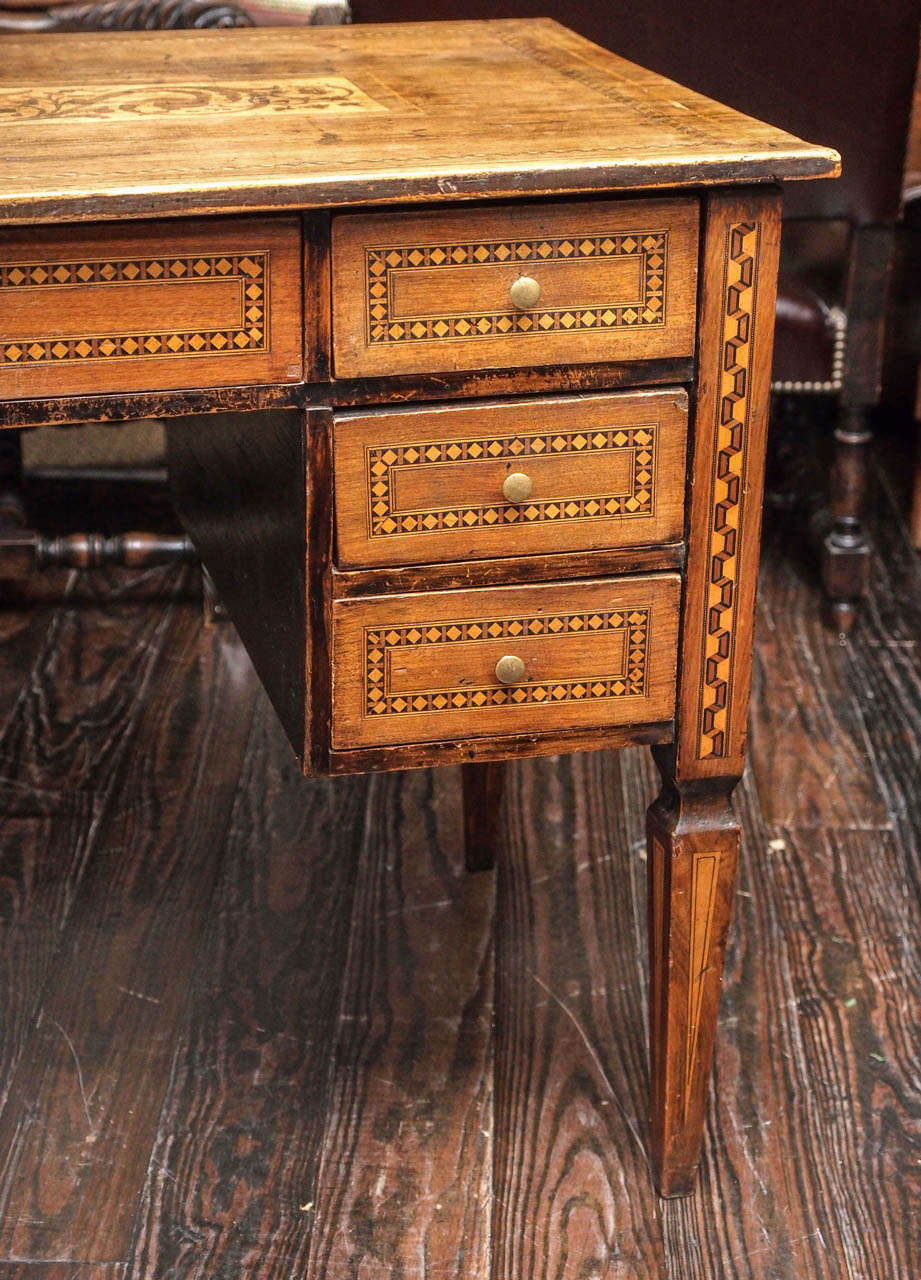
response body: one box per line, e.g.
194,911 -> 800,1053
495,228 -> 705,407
909,365 -> 921,551
820,225 -> 892,633
822,404 -> 872,633
646,754 -> 740,1196
202,566 -> 230,629
461,761 -> 504,873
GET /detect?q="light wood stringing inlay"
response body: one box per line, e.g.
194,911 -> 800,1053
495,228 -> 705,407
333,391 -> 688,570
364,606 -> 646,718
685,850 -> 720,1118
0,22 -> 839,224
0,217 -> 303,398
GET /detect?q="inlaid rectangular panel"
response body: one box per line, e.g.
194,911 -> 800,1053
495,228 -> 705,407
331,198 -> 699,378
331,574 -> 679,749
333,389 -> 688,569
0,216 -> 303,400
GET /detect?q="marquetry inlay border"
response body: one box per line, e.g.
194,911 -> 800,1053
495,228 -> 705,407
0,252 -> 269,366
365,231 -> 668,345
696,220 -> 760,760
365,424 -> 656,537
364,607 -> 650,717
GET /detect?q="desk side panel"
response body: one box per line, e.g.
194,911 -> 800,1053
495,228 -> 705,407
166,408 -> 312,766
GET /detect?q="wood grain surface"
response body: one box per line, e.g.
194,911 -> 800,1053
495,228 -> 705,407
303,768 -> 495,1280
333,390 -> 688,569
0,567 -> 192,1138
330,574 -> 680,749
325,718 -> 673,777
127,700 -> 370,1280
0,575 -> 260,1262
324,356 -> 696,408
331,198 -> 698,378
0,20 -> 838,225
0,382 -> 303,430
0,219 -> 303,400
331,542 -> 684,598
0,1268 -> 125,1278
1,416 -> 920,1275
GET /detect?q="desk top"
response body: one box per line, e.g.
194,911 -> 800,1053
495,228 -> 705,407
0,18 -> 839,225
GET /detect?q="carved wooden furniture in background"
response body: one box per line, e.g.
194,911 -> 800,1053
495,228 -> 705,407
0,19 -> 838,1197
0,0 -> 347,33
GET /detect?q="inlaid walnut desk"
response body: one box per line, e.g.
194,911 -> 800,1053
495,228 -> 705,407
0,19 -> 839,1196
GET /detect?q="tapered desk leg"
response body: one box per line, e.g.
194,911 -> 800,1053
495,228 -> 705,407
647,187 -> 781,1195
461,761 -> 504,873
647,763 -> 740,1195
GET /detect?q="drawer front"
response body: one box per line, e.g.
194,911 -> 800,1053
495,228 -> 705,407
0,217 -> 303,400
331,574 -> 679,749
331,198 -> 698,379
334,389 -> 687,569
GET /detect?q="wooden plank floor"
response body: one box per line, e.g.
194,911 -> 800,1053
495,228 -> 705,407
1,415 -> 920,1278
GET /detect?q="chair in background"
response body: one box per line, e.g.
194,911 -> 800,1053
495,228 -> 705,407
349,0 -> 921,630
572,0 -> 921,632
0,0 -> 346,31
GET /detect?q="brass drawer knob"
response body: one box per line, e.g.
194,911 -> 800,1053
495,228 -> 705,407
509,275 -> 541,309
495,654 -> 526,685
502,471 -> 533,503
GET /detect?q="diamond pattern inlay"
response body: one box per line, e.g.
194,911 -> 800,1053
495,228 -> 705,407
0,252 -> 270,366
366,424 -> 657,538
364,608 -> 650,718
365,231 -> 669,346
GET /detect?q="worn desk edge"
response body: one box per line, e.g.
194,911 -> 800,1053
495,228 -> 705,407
0,158 -> 840,227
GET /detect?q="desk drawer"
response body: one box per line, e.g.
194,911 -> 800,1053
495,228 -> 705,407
331,198 -> 698,379
331,574 -> 679,749
334,388 -> 687,568
0,217 -> 303,400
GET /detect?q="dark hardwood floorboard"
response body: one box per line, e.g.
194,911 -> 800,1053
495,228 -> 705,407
0,577 -> 259,1263
126,700 -> 369,1280
304,766 -> 494,1280
749,514 -> 890,831
0,424 -> 920,1276
0,565 -> 195,1123
0,1266 -> 125,1278
0,573 -> 72,740
493,750 -> 667,1280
